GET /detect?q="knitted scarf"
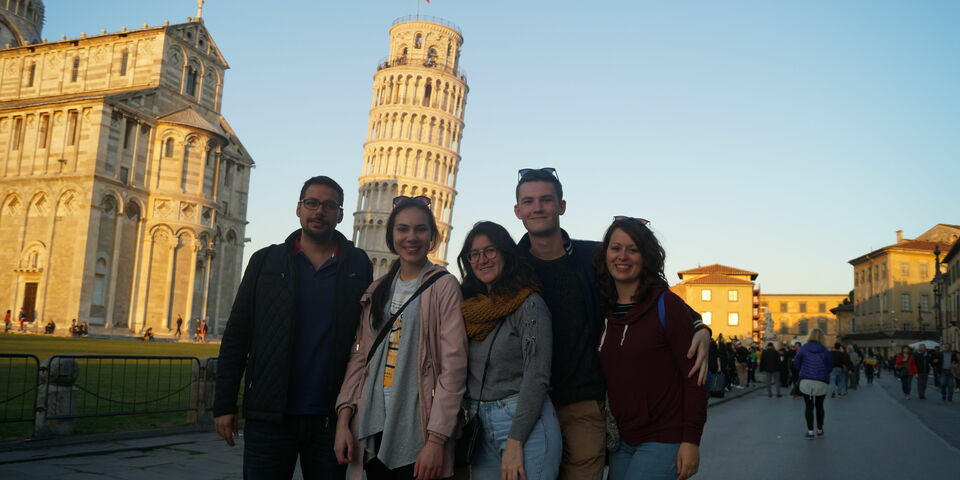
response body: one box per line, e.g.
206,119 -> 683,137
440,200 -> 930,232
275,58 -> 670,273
461,287 -> 534,341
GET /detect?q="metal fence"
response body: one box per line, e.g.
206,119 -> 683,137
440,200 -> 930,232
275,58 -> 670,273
0,355 -> 221,439
42,355 -> 203,420
0,354 -> 40,426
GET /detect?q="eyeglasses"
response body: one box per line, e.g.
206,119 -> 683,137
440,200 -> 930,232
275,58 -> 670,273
517,167 -> 559,181
299,198 -> 341,213
467,245 -> 498,264
613,216 -> 650,226
392,195 -> 432,208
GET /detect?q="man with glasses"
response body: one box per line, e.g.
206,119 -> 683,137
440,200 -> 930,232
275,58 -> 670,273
513,168 -> 712,479
215,176 -> 373,479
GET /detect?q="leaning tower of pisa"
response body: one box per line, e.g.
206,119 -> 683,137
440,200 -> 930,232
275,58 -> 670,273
353,16 -> 468,277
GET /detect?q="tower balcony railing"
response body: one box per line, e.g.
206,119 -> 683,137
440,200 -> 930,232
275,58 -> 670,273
376,55 -> 467,82
392,15 -> 462,34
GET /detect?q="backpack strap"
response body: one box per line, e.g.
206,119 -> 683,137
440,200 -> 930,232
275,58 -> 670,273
657,291 -> 666,328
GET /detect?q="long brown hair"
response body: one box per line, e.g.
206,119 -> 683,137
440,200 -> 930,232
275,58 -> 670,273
594,218 -> 667,307
457,221 -> 540,299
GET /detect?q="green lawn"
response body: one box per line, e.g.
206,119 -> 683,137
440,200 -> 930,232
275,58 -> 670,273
0,335 -> 224,441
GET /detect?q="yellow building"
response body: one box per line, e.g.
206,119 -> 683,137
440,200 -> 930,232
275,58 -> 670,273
844,225 -> 959,355
761,293 -> 848,346
671,264 -> 759,342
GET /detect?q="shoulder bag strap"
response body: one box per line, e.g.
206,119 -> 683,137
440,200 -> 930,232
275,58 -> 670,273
657,291 -> 666,328
366,271 -> 450,365
472,320 -> 506,416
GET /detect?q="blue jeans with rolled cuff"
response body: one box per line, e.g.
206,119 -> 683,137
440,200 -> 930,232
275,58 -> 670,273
467,394 -> 561,480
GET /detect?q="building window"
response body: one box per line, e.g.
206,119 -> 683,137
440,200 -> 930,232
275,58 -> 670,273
123,119 -> 135,150
25,62 -> 35,87
414,33 -> 423,49
727,312 -> 739,326
38,114 -> 49,149
119,49 -> 129,76
71,56 -> 81,83
798,319 -> 809,336
701,289 -> 712,301
799,302 -> 807,313
919,263 -> 929,279
119,166 -> 130,184
818,318 -> 828,333
65,111 -> 79,146
728,290 -> 738,302
920,295 -> 930,312
701,312 -> 712,325
901,262 -> 909,277
780,302 -> 788,312
164,138 -> 175,157
92,258 -> 108,307
185,66 -> 198,97
901,293 -> 911,312
819,302 -> 827,313
11,117 -> 24,150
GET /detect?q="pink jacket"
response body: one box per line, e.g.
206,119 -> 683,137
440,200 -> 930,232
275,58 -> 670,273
336,264 -> 467,479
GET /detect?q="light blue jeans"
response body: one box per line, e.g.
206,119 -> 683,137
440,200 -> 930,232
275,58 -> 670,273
830,367 -> 848,395
609,441 -> 680,479
468,394 -> 561,480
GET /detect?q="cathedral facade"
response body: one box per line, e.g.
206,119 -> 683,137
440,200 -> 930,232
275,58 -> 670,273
0,2 -> 253,337
352,16 -> 468,276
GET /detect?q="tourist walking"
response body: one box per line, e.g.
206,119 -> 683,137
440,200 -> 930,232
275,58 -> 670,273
939,343 -> 957,402
895,346 -> 918,400
829,343 -> 850,398
456,221 -> 561,480
759,342 -> 783,398
3,310 -> 10,333
175,315 -> 183,337
594,217 -> 706,480
511,168 -> 711,479
847,345 -> 862,390
915,344 -> 931,399
734,341 -> 749,388
335,196 -> 466,480
864,353 -> 878,385
793,328 -> 832,439
214,176 -> 373,480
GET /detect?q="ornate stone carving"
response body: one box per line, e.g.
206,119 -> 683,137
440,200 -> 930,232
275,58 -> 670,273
179,202 -> 197,222
154,199 -> 174,218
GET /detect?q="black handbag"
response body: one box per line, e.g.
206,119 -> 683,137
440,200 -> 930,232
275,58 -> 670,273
454,321 -> 505,467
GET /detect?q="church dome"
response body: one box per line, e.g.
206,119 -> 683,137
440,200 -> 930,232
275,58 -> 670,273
0,0 -> 44,48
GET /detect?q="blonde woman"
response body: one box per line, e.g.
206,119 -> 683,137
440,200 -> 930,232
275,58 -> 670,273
792,328 -> 832,440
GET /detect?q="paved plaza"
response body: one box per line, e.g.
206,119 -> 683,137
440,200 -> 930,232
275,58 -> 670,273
0,376 -> 958,479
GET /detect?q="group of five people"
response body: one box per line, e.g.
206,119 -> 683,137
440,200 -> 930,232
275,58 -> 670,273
214,169 -> 710,479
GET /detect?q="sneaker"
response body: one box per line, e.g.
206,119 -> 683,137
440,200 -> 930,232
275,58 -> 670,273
816,429 -> 824,437
905,395 -> 911,400
777,394 -> 783,398
805,431 -> 815,440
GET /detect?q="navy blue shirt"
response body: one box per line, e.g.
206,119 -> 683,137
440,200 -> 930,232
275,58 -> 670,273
287,247 -> 338,415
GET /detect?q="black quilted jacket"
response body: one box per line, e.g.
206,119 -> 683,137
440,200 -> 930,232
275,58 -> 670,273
213,229 -> 372,422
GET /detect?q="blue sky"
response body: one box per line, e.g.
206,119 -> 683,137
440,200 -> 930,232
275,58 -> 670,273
45,1 -> 959,293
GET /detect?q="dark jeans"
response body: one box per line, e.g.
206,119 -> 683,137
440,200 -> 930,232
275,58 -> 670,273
900,375 -> 913,396
365,457 -> 415,480
802,394 -> 825,430
917,372 -> 928,398
242,415 -> 343,480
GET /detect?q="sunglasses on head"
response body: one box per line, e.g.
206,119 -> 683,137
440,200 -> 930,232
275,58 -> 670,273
392,195 -> 432,208
613,216 -> 650,226
517,167 -> 559,182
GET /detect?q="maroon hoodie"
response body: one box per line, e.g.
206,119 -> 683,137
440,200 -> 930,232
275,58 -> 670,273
598,287 -> 707,446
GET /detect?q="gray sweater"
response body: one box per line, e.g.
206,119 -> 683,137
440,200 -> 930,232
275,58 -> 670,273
466,293 -> 552,442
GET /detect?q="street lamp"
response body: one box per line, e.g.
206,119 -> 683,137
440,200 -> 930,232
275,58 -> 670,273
933,245 -> 945,341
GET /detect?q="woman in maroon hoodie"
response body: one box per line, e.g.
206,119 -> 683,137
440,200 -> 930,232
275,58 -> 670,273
594,217 -> 707,480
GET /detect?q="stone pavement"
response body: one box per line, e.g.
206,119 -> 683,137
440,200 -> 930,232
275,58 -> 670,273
0,383 -> 764,479
698,373 -> 960,479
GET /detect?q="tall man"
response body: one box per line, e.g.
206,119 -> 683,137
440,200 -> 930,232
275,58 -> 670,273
759,342 -> 783,397
214,176 -> 373,479
915,344 -> 931,400
512,168 -> 710,479
940,343 -> 955,402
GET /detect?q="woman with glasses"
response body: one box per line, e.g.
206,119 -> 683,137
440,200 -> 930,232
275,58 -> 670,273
335,196 -> 468,480
594,217 -> 706,480
457,221 -> 561,480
